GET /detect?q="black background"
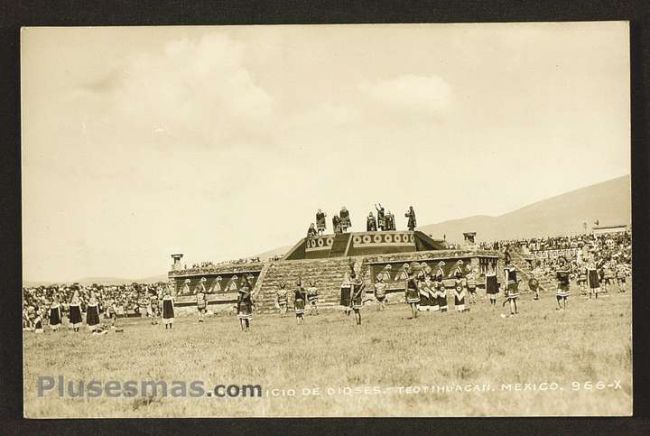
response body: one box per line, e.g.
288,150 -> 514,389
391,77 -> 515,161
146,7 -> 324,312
1,1 -> 649,434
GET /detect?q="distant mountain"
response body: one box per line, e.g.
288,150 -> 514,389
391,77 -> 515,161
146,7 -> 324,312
25,175 -> 630,287
419,175 -> 631,244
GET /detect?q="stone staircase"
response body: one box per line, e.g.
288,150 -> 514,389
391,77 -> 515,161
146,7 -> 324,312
509,249 -> 555,292
254,257 -> 357,313
329,233 -> 351,257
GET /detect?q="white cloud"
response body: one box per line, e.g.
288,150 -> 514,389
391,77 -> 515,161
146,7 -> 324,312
109,33 -> 274,150
359,74 -> 452,116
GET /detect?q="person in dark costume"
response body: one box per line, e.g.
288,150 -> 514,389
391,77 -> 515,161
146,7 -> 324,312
405,262 -> 420,319
49,296 -> 62,332
374,272 -> 387,311
294,278 -> 307,324
555,256 -> 570,310
162,287 -> 175,329
276,282 -> 289,316
196,277 -> 208,322
307,223 -> 318,239
236,276 -> 254,331
340,271 -> 352,316
86,291 -> 101,333
367,212 -> 377,231
405,206 -> 417,231
340,207 -> 351,232
332,214 -> 342,234
149,288 -> 160,325
386,211 -> 396,231
485,264 -> 499,307
452,260 -> 469,312
602,260 -> 616,294
586,254 -> 601,299
434,261 -> 447,312
415,264 -> 431,312
68,290 -> 83,332
306,280 -> 319,316
350,270 -> 366,325
503,262 -> 519,316
316,209 -> 327,235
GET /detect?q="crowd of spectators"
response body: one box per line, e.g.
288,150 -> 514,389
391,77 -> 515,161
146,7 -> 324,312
22,282 -> 169,331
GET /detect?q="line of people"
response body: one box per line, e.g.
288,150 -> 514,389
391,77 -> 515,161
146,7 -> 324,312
308,204 -> 418,237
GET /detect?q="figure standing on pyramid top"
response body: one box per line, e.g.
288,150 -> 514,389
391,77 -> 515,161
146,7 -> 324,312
405,206 -> 417,231
340,207 -> 351,232
316,209 -> 327,235
332,214 -> 342,234
375,203 -> 386,231
366,211 -> 377,231
385,210 -> 396,231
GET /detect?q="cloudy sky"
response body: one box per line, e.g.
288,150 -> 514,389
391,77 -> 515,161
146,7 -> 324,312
21,22 -> 630,282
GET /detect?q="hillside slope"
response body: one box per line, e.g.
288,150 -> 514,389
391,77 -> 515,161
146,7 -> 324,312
419,175 -> 630,243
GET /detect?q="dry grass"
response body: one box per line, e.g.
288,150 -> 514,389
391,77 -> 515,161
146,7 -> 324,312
23,286 -> 632,417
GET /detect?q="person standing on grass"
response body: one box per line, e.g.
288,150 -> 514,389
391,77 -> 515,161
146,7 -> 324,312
350,271 -> 366,325
576,262 -> 588,296
405,262 -> 420,319
68,290 -> 83,332
162,288 -> 175,329
86,291 -> 101,333
585,253 -> 600,299
451,260 -> 468,312
49,295 -> 62,332
307,280 -> 320,316
615,261 -> 628,293
434,261 -> 446,313
502,261 -> 519,316
294,278 -> 307,324
555,256 -> 571,310
276,282 -> 289,316
236,276 -> 254,331
485,264 -> 499,308
196,278 -> 208,323
340,271 -> 353,316
416,263 -> 431,312
374,271 -> 387,311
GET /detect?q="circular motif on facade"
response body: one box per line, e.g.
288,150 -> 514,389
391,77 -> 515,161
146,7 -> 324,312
373,234 -> 382,243
363,235 -> 371,243
385,234 -> 393,243
326,237 -> 334,246
353,235 -> 362,244
310,239 -> 317,248
397,234 -> 405,243
410,234 -> 415,243
317,238 -> 324,247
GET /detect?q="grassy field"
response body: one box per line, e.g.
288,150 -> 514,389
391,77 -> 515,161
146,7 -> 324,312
23,287 -> 632,417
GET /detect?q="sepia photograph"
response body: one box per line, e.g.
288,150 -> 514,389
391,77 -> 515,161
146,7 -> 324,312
21,22 -> 631,417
